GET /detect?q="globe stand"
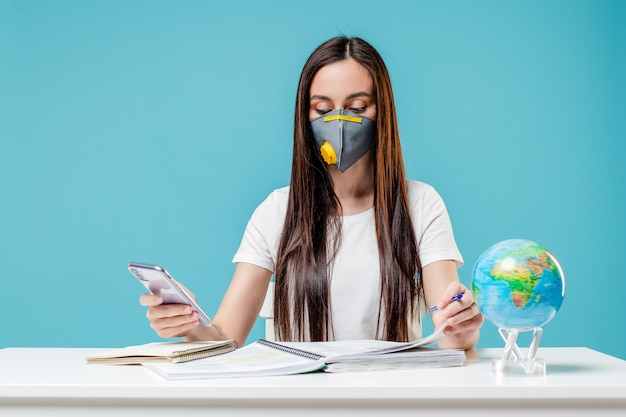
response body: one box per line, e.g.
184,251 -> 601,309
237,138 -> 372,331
492,327 -> 546,376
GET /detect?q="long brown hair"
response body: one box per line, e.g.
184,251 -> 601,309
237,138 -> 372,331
274,36 -> 422,342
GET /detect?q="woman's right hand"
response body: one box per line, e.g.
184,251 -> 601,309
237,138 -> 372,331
139,263 -> 272,347
139,293 -> 201,339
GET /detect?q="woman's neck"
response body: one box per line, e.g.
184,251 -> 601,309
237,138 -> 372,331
328,154 -> 374,216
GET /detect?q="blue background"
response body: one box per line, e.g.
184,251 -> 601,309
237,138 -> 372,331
1,0 -> 624,360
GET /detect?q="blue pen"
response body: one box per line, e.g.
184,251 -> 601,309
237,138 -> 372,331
429,293 -> 463,313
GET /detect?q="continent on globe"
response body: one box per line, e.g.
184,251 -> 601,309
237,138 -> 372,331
490,248 -> 553,308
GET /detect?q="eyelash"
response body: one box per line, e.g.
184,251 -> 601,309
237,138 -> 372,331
315,106 -> 366,115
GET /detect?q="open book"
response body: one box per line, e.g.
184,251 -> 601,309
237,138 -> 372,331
85,340 -> 237,364
143,328 -> 465,379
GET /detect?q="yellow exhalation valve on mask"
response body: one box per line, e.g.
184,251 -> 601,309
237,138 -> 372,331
320,141 -> 337,165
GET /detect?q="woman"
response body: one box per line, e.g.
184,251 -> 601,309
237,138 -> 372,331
140,36 -> 483,349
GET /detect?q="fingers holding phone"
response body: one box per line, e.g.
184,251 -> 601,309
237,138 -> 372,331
140,295 -> 201,338
130,262 -> 213,338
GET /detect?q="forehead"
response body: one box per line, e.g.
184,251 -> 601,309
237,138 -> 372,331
310,59 -> 373,97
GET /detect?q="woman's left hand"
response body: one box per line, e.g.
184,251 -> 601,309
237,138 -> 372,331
432,281 -> 484,349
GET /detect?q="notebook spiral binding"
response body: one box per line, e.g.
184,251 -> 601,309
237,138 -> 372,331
171,341 -> 238,363
257,339 -> 323,361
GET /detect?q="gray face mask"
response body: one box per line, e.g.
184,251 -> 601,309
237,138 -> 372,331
310,109 -> 376,173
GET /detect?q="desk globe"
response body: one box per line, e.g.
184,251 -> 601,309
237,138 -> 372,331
471,239 -> 565,375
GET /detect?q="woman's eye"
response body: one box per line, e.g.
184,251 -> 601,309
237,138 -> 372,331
315,108 -> 332,115
349,107 -> 366,113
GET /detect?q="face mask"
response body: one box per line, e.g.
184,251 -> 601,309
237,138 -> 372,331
310,109 -> 376,173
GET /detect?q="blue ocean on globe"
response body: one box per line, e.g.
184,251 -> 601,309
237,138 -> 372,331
471,239 -> 565,330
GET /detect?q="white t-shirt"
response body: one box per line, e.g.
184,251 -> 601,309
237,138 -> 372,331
232,180 -> 463,341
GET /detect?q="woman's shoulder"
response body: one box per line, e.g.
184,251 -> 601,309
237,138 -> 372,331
253,186 -> 290,215
405,179 -> 448,210
244,186 -> 290,231
406,179 -> 437,197
264,185 -> 290,204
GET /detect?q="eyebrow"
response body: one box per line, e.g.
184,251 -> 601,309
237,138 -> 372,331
310,91 -> 373,101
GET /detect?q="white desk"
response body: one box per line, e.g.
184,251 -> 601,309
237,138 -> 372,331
1,347 -> 624,416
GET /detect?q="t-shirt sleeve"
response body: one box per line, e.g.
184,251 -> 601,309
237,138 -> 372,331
411,183 -> 464,269
231,191 -> 285,273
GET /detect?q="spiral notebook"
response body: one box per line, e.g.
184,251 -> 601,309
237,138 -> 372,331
85,340 -> 237,365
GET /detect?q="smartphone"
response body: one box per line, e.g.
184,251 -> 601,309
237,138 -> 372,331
128,262 -> 212,327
